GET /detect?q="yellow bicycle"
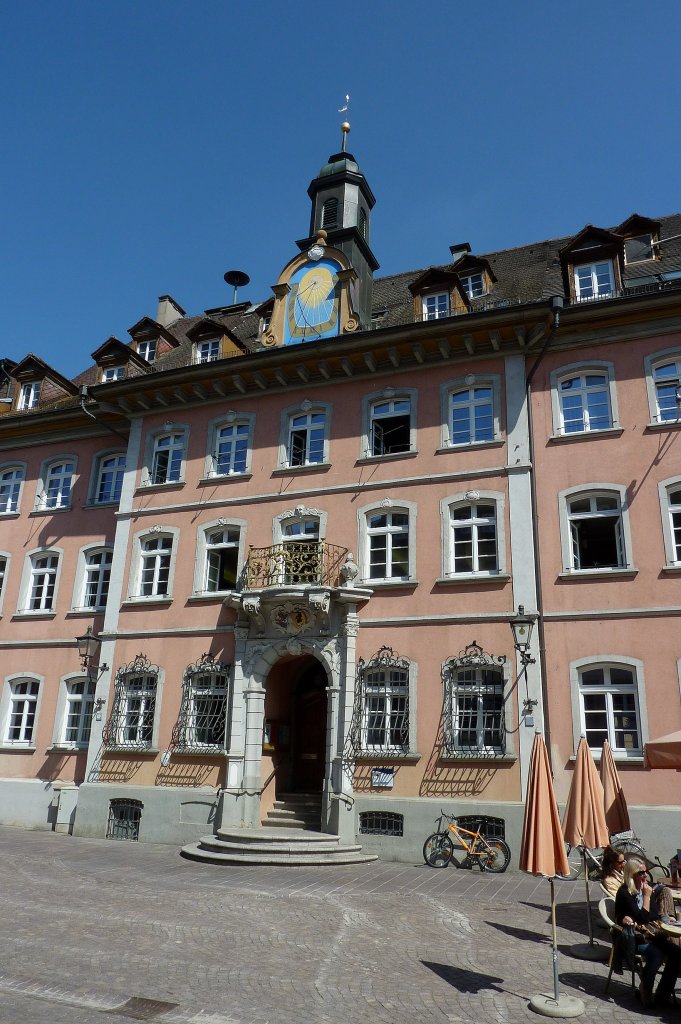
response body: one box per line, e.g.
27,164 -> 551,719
423,810 -> 510,872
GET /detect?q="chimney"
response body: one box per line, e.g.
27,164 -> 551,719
156,295 -> 186,327
449,242 -> 471,263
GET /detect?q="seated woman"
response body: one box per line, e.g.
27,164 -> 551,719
601,846 -> 625,897
615,858 -> 681,1008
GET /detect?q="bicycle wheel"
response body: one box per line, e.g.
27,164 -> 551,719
564,843 -> 583,880
423,832 -> 454,868
480,838 -> 511,873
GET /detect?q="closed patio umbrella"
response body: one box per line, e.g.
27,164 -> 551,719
645,729 -> 681,769
562,735 -> 610,958
600,739 -> 630,835
520,731 -> 584,1017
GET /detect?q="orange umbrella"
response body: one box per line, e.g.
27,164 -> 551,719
645,729 -> 681,769
562,735 -> 610,953
600,739 -> 630,834
520,732 -> 583,1017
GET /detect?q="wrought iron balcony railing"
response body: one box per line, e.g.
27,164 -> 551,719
241,541 -> 350,589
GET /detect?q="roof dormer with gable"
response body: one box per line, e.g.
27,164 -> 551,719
10,354 -> 78,413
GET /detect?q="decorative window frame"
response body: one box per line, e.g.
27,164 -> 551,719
34,455 -> 77,512
204,412 -> 255,479
71,543 -> 114,612
359,387 -> 417,460
0,551 -> 9,616
102,654 -> 163,752
192,518 -> 247,596
439,489 -> 507,581
357,498 -> 417,586
0,462 -> 26,516
549,361 -> 619,437
658,476 -> 681,570
88,449 -> 126,505
439,374 -> 502,449
140,424 -> 190,488
557,483 -> 634,576
277,400 -> 332,470
568,655 -> 648,759
51,672 -> 95,750
127,527 -> 179,603
349,646 -> 418,759
16,546 -> 64,616
0,672 -> 44,749
170,653 -> 232,754
644,348 -> 681,427
441,642 -> 514,759
273,505 -> 327,545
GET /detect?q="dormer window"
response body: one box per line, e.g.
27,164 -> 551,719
194,338 -> 220,364
422,292 -> 450,320
574,260 -> 614,301
624,234 -> 655,264
18,382 -> 39,410
460,272 -> 486,299
101,366 -> 124,383
322,197 -> 338,229
137,339 -> 157,362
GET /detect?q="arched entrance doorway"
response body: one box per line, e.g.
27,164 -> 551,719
262,656 -> 328,798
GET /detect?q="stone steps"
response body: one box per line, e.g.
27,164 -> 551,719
181,826 -> 378,866
262,792 -> 322,830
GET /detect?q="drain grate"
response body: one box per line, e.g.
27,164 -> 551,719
106,996 -> 179,1020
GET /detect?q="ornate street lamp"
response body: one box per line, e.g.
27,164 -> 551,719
75,626 -> 108,675
510,605 -> 538,725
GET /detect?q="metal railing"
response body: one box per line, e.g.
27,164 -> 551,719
241,541 -> 349,589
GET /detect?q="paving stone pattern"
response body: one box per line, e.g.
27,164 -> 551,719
0,826 -> 674,1024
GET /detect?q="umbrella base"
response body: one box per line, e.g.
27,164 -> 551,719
567,941 -> 609,961
529,993 -> 585,1017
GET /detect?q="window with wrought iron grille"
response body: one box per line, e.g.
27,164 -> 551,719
352,647 -> 411,755
0,465 -> 24,514
171,655 -> 230,752
107,798 -> 142,841
359,811 -> 404,837
103,657 -> 158,750
442,643 -> 507,757
456,814 -> 506,840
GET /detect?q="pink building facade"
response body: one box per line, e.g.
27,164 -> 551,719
0,143 -> 679,862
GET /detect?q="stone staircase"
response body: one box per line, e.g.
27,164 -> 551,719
181,792 -> 377,866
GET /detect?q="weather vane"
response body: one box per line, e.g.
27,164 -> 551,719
338,94 -> 351,152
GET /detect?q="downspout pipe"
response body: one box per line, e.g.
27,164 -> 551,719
525,295 -> 563,766
79,385 -> 130,442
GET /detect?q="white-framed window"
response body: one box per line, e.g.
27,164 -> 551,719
0,553 -> 7,613
0,464 -> 24,514
659,477 -> 681,567
204,526 -> 240,592
422,292 -> 450,320
59,676 -> 96,747
644,351 -> 681,424
139,535 -> 172,597
624,234 -> 654,264
172,655 -> 230,751
37,458 -> 76,510
78,546 -> 113,610
91,452 -> 126,504
279,402 -> 331,469
101,366 -> 124,383
442,646 -> 509,756
441,492 -> 506,578
559,485 -> 632,572
359,500 -> 416,583
27,551 -> 60,611
550,362 -> 617,435
2,677 -> 41,746
103,656 -> 160,750
147,429 -> 187,485
194,338 -> 220,364
136,339 -> 157,362
355,647 -> 414,754
206,414 -> 254,477
442,376 -> 500,447
18,381 -> 40,410
570,658 -> 645,757
459,272 -> 486,299
573,260 -> 615,300
361,388 -> 416,457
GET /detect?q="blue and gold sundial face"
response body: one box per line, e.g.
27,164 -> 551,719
285,258 -> 341,344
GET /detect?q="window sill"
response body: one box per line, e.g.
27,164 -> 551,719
645,420 -> 681,433
47,744 -> 87,754
65,608 -> 105,618
198,473 -> 252,485
436,438 -> 505,454
169,748 -> 228,758
662,565 -> 681,575
83,500 -> 119,509
438,753 -> 517,764
356,450 -> 418,465
0,744 -> 36,753
361,578 -> 418,590
355,752 -> 421,764
135,481 -> 185,494
272,462 -> 331,476
121,597 -> 173,608
103,746 -> 159,756
187,592 -> 232,603
12,611 -> 56,620
558,568 -> 638,581
548,427 -> 624,443
568,753 -> 643,764
0,511 -> 20,520
435,573 -> 510,586
29,506 -> 72,516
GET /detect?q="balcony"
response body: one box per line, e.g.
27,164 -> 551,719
241,541 -> 352,590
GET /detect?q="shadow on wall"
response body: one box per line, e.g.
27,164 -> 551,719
87,746 -> 142,783
419,707 -> 498,797
155,759 -> 217,788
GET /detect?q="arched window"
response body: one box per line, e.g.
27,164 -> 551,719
0,465 -> 24,514
103,655 -> 159,750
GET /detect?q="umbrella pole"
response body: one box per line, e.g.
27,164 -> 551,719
583,848 -> 594,945
550,877 -> 560,1003
530,878 -> 584,1016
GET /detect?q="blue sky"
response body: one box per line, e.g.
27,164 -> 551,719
2,1 -> 680,379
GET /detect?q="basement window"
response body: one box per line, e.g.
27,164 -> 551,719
359,811 -> 404,837
106,798 -> 143,841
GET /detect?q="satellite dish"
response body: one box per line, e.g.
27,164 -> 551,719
224,270 -> 250,304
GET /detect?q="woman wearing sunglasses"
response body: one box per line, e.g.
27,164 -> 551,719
615,858 -> 681,1008
601,845 -> 626,898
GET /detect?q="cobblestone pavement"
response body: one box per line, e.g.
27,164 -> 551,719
0,826 -> 676,1024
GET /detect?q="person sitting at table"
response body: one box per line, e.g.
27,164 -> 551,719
601,845 -> 625,897
615,858 -> 681,1008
